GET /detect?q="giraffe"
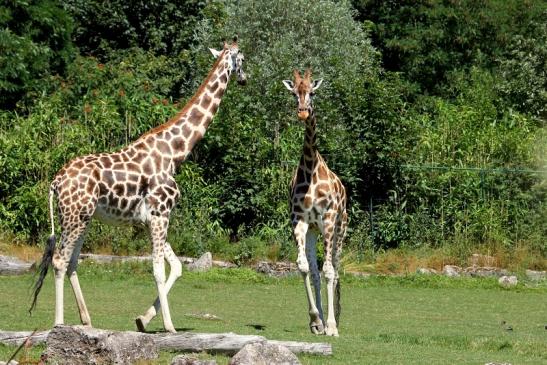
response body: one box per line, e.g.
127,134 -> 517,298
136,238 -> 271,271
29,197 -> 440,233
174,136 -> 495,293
29,38 -> 246,333
282,69 -> 348,337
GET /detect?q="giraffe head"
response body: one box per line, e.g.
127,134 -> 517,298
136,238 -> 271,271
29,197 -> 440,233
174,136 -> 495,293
282,69 -> 323,120
209,36 -> 247,85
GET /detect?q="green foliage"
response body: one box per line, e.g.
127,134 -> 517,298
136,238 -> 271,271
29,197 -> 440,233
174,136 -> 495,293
0,0 -> 74,109
496,16 -> 547,122
61,0 -> 225,58
352,0 -> 547,94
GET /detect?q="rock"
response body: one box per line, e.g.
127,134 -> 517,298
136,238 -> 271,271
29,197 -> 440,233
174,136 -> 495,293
442,265 -> 462,277
256,261 -> 274,275
44,325 -> 158,365
469,253 -> 496,267
525,269 -> 546,281
255,261 -> 297,277
187,252 -> 213,272
464,266 -> 509,278
416,267 -> 438,275
0,360 -> 19,365
498,275 -> 518,287
229,342 -> 301,365
171,354 -> 217,365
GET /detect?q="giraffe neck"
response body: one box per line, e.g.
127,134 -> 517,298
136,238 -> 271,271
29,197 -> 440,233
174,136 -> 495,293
302,108 -> 318,167
132,50 -> 232,172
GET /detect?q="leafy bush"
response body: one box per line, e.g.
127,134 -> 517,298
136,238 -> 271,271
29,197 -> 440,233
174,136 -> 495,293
0,0 -> 74,109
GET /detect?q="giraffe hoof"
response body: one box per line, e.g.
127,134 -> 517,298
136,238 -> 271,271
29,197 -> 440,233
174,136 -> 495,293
310,322 -> 325,335
135,316 -> 147,332
325,325 -> 339,337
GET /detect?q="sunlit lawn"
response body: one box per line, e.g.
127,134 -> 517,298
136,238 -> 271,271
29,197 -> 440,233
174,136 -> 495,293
0,264 -> 546,364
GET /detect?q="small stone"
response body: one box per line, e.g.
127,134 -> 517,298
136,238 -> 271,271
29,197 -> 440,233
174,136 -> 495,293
498,275 -> 518,287
187,252 -> 213,272
185,312 -> 222,321
229,342 -> 301,365
416,267 -> 437,275
442,265 -> 461,277
171,354 -> 217,365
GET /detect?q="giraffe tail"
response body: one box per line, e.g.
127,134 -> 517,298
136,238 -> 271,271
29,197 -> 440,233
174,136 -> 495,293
334,279 -> 341,325
29,184 -> 57,314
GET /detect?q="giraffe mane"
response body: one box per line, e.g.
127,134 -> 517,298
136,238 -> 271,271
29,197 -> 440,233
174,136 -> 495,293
138,48 -> 229,139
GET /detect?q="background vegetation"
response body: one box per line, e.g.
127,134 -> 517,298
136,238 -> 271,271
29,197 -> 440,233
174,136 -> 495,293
0,0 -> 545,267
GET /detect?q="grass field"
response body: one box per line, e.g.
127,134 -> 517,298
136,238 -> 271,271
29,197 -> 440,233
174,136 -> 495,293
0,263 -> 546,364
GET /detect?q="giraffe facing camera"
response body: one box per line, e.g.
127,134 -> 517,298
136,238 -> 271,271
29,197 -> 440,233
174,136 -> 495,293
29,39 -> 246,334
283,69 -> 348,337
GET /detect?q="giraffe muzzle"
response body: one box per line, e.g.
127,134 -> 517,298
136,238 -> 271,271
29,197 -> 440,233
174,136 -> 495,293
298,110 -> 309,120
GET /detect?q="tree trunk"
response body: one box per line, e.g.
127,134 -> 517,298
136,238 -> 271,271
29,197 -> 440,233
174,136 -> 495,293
0,329 -> 331,356
0,256 -> 33,275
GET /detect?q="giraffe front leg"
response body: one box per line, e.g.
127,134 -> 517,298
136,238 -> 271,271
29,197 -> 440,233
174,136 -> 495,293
294,220 -> 324,334
322,213 -> 339,337
136,241 -> 182,332
149,216 -> 176,333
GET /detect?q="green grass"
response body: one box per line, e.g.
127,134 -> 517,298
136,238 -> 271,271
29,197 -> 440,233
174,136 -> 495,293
0,264 -> 546,364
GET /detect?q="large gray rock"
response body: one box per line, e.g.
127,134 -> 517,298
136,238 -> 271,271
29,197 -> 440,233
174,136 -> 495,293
187,252 -> 213,272
525,269 -> 546,281
44,325 -> 158,364
171,354 -> 217,365
229,342 -> 301,365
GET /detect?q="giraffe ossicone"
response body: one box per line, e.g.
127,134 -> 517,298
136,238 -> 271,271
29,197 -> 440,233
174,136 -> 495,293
30,39 -> 246,334
283,68 -> 348,337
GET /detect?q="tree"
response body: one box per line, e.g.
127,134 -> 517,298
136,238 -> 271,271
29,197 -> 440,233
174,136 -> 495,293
0,0 -> 74,109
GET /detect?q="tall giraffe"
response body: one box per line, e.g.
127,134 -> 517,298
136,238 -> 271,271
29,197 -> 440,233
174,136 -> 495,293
30,39 -> 246,333
282,69 -> 348,337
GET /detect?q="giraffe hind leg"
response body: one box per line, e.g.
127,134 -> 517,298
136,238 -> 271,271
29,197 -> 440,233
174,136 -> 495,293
53,221 -> 89,326
148,215 -> 176,333
333,211 -> 347,326
136,241 -> 182,332
67,234 -> 91,326
322,212 -> 339,337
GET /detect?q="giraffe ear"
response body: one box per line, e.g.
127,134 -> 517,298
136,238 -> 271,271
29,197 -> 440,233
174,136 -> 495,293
209,48 -> 222,58
282,80 -> 294,92
311,79 -> 323,91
